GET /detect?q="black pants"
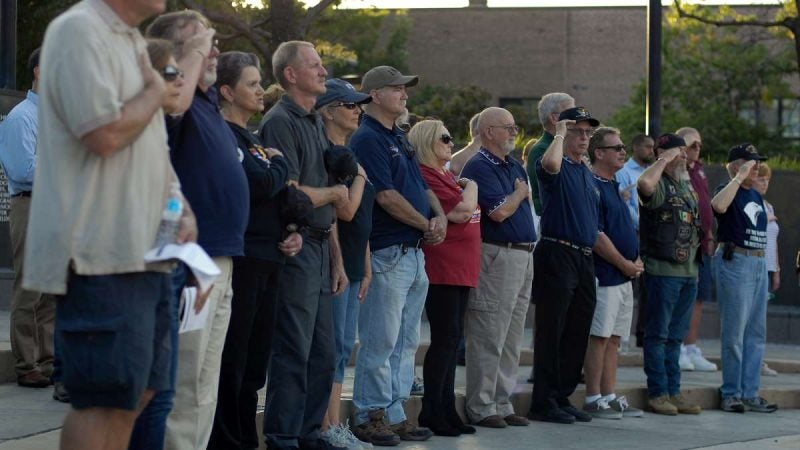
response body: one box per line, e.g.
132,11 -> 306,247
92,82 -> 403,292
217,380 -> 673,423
263,238 -> 335,449
530,240 -> 596,413
209,257 -> 282,450
419,284 -> 469,423
634,272 -> 648,346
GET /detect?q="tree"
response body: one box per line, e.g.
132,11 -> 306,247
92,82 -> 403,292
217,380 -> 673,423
15,1 -> 409,88
611,7 -> 796,160
674,0 -> 800,75
406,84 -> 492,144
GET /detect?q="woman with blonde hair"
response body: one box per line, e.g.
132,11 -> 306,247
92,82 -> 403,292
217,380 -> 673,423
408,120 -> 480,436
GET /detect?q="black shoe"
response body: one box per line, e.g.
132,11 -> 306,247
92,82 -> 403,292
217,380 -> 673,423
418,416 -> 461,437
527,408 -> 576,424
561,405 -> 592,422
52,381 -> 70,403
446,414 -> 476,434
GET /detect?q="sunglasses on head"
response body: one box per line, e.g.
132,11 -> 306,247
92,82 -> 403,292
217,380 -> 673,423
440,134 -> 454,145
161,65 -> 184,82
331,102 -> 360,110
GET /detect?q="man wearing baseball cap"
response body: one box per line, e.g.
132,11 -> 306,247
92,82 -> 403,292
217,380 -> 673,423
636,133 -> 702,416
711,143 -> 777,414
528,107 -> 601,425
349,65 -> 443,445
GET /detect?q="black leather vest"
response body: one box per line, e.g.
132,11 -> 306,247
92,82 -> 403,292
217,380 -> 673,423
640,178 -> 701,264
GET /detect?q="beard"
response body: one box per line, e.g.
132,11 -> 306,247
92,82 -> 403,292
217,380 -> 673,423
201,69 -> 217,89
501,140 -> 515,154
673,162 -> 690,181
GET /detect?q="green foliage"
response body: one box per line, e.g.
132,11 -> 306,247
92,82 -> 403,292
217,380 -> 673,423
611,7 -> 798,162
309,8 -> 410,77
406,84 -> 492,145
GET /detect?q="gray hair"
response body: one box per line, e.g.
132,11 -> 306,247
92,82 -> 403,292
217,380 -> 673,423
272,41 -> 314,88
537,92 -> 574,125
469,113 -> 480,139
588,126 -> 621,164
675,127 -> 699,139
145,10 -> 210,58
215,52 -> 261,106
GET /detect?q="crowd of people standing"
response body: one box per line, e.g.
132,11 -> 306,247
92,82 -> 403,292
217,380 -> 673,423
0,1 -> 787,450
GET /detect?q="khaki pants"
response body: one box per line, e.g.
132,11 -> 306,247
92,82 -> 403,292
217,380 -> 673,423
9,195 -> 55,377
165,257 -> 233,450
465,243 -> 533,422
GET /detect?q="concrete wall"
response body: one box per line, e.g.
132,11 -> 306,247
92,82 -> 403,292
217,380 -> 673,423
407,7 -> 647,121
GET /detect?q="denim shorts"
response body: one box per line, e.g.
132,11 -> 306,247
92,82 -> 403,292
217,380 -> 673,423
696,253 -> 713,302
56,271 -> 173,410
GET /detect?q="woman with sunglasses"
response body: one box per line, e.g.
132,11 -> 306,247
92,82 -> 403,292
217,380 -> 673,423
126,39 -> 193,450
314,78 -> 375,450
205,51 -> 303,450
408,120 -> 480,437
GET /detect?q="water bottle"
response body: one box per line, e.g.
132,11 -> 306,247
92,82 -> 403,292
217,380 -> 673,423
154,182 -> 183,248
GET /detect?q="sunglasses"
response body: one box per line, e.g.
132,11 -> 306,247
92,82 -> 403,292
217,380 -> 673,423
162,65 -> 184,82
597,144 -> 626,152
331,102 -> 360,110
440,134 -> 454,145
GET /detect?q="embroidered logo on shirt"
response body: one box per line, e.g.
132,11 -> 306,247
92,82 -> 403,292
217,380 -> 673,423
248,145 -> 274,166
237,147 -> 245,163
388,145 -> 401,157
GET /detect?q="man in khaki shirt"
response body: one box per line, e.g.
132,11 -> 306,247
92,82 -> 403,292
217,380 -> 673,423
24,1 -> 197,449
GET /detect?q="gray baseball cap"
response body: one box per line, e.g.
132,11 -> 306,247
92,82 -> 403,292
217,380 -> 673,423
361,65 -> 419,93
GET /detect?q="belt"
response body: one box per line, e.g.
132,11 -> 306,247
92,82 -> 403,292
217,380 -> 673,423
304,226 -> 331,241
399,239 -> 423,252
482,239 -> 535,253
717,243 -> 765,258
540,236 -> 593,256
10,191 -> 31,198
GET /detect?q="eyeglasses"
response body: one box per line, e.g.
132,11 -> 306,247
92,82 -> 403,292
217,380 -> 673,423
330,102 -> 360,110
161,65 -> 184,82
597,144 -> 626,152
440,134 -> 454,145
688,141 -> 702,150
567,127 -> 595,138
489,124 -> 519,133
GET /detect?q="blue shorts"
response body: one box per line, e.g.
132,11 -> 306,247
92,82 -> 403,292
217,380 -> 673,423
696,253 -> 713,302
56,271 -> 173,410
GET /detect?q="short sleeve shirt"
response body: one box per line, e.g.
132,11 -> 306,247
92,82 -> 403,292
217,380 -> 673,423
688,161 -> 714,254
526,132 -> 553,215
714,184 -> 767,250
536,157 -> 600,248
351,114 -> 430,250
259,95 -> 333,229
593,174 -> 639,286
420,166 -> 481,288
615,158 -> 648,230
24,0 -> 175,294
462,149 -> 535,244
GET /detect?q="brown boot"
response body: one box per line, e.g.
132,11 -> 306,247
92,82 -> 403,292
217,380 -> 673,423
17,370 -> 52,388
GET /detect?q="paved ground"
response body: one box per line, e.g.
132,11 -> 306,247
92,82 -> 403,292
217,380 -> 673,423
4,310 -> 800,449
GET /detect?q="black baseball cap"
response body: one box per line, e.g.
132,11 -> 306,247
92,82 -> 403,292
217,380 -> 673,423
315,78 -> 372,110
727,142 -> 767,162
558,106 -> 600,127
655,133 -> 686,152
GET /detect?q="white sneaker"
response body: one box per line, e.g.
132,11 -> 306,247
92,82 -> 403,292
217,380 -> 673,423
679,346 -> 694,371
322,422 -> 374,450
688,347 -> 717,371
761,362 -> 778,376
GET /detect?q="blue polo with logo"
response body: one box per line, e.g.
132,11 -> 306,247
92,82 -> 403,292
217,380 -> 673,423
593,174 -> 639,286
536,157 -> 600,248
351,114 -> 430,251
714,183 -> 767,249
461,148 -> 536,243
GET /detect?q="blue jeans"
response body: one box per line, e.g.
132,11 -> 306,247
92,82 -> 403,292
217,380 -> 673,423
714,250 -> 767,399
333,280 -> 362,384
353,245 -> 428,426
643,274 -> 696,397
129,264 -> 186,450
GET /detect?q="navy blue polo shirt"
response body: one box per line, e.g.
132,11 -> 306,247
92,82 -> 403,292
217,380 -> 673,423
351,114 -> 430,251
593,174 -> 639,286
536,157 -> 600,248
166,87 -> 249,257
461,148 -> 536,243
714,183 -> 767,249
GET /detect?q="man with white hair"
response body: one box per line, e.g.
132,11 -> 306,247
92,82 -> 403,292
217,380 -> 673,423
460,107 -> 535,429
636,133 -> 702,416
526,92 -> 575,217
711,143 -> 777,414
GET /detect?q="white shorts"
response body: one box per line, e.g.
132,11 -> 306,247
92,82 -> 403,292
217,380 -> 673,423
590,282 -> 634,339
